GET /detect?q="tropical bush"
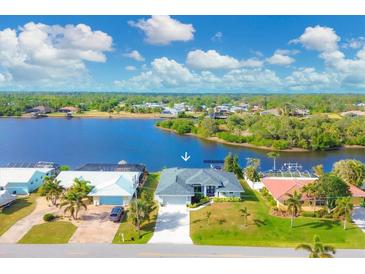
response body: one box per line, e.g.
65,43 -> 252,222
212,197 -> 242,202
43,213 -> 56,222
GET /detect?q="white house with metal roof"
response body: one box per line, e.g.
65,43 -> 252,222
56,170 -> 142,206
0,167 -> 55,195
155,168 -> 244,205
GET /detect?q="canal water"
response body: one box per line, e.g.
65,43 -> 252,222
0,118 -> 364,172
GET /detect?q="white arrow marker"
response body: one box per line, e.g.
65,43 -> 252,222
181,152 -> 191,162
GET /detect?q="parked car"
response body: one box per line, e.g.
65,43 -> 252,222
109,206 -> 124,222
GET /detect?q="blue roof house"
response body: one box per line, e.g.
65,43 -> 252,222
0,167 -> 55,195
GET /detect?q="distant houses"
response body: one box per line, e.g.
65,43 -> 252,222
341,110 -> 365,117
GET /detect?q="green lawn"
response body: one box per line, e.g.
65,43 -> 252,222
190,181 -> 365,249
18,221 -> 77,244
0,195 -> 37,236
113,173 -> 160,244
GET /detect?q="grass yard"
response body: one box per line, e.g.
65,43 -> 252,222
18,221 -> 77,244
0,195 -> 37,236
113,173 -> 160,244
190,181 -> 365,249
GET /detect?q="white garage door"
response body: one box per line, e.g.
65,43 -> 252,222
162,196 -> 188,205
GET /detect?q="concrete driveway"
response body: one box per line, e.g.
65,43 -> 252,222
149,205 -> 192,244
352,207 -> 365,233
69,205 -> 120,243
0,197 -> 59,243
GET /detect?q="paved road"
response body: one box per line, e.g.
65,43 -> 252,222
149,205 -> 192,244
0,244 -> 364,258
352,207 -> 365,233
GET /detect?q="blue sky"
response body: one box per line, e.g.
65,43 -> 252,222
1,16 -> 365,93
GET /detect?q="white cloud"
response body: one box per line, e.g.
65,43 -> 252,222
125,65 -> 136,71
285,67 -> 336,91
123,50 -> 144,61
266,52 -> 295,66
239,58 -> 264,68
129,15 -> 195,45
291,25 -> 340,52
115,56 -> 281,92
0,22 -> 113,87
343,37 -> 365,49
186,49 -> 263,70
211,32 -> 223,42
186,49 -> 240,70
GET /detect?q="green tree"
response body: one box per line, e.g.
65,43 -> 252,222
39,177 -> 64,206
244,158 -> 261,182
316,174 -> 351,210
267,151 -> 280,170
59,165 -> 70,171
239,207 -> 250,227
60,191 -> 88,220
129,199 -> 151,239
295,235 -> 336,258
333,197 -> 353,230
197,117 -> 218,137
301,183 -> 319,215
333,159 -> 365,187
312,164 -> 324,178
223,153 -> 243,178
285,191 -> 302,228
59,178 -> 92,220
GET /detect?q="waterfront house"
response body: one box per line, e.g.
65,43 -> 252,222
155,168 -> 244,205
0,164 -> 56,195
56,163 -> 146,206
261,176 -> 365,209
27,105 -> 52,114
58,106 -> 79,113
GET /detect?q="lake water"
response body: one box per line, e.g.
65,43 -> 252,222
0,118 -> 364,172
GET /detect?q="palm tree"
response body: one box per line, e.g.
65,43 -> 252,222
206,211 -> 212,224
285,191 -> 302,228
312,164 -> 324,178
301,183 -> 318,215
267,152 -> 280,171
239,207 -> 250,227
333,197 -> 353,230
129,199 -> 150,239
60,191 -> 88,220
296,235 -> 336,258
46,179 -> 64,206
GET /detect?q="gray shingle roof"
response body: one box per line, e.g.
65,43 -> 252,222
156,168 -> 243,196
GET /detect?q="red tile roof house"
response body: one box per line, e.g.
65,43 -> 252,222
262,177 -> 365,210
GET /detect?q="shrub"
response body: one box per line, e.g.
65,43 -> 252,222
360,200 -> 365,208
43,213 -> 56,222
213,197 -> 242,202
188,196 -> 210,208
217,132 -> 246,143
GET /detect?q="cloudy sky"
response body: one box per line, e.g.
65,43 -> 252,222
1,16 -> 365,93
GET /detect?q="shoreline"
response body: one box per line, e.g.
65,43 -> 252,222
0,111 -> 171,120
156,126 -> 365,153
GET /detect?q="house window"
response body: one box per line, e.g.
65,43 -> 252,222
193,185 -> 202,195
206,186 -> 215,197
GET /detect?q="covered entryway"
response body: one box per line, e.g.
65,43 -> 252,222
149,204 -> 192,244
161,195 -> 189,205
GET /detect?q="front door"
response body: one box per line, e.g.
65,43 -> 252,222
206,186 -> 216,197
